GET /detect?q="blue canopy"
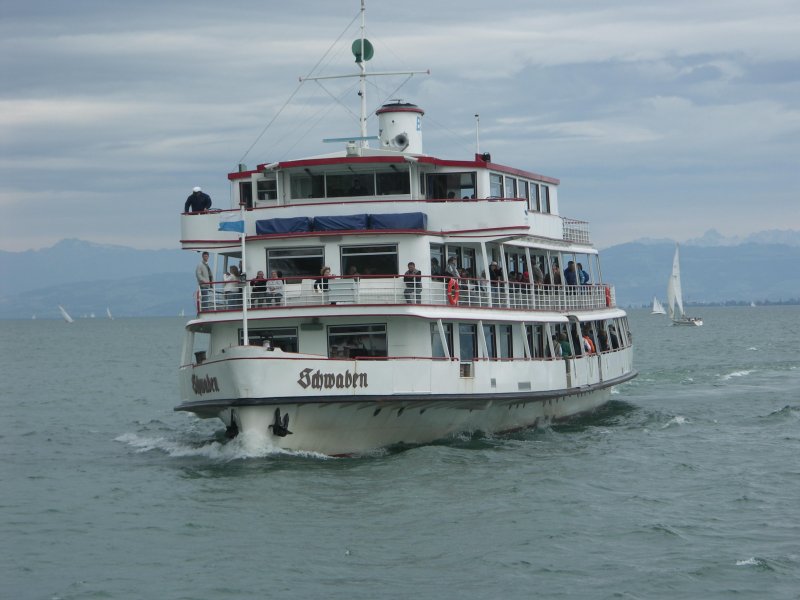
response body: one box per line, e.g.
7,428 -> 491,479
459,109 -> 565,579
313,214 -> 369,231
369,212 -> 428,230
255,217 -> 312,234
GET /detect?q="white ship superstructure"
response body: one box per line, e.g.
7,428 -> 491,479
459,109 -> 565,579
175,6 -> 636,455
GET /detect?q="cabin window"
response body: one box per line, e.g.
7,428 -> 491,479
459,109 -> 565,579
326,173 -> 374,198
489,173 -> 504,198
267,246 -> 324,278
530,183 -> 541,212
504,177 -> 517,198
327,324 -> 387,358
290,173 -> 325,199
257,178 -> 277,202
526,324 -> 550,359
519,181 -> 529,204
459,323 -> 478,362
430,323 -> 453,358
376,170 -> 411,195
426,172 -> 476,200
440,244 -> 477,278
429,243 -> 445,280
340,244 -> 398,277
240,327 -> 299,352
482,324 -> 497,359
239,181 -> 254,209
499,324 -> 513,358
541,185 -> 551,213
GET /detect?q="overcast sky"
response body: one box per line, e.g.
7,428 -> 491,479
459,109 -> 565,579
2,0 -> 799,251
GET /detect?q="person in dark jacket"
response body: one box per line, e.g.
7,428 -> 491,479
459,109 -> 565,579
403,261 -> 422,304
185,186 -> 212,213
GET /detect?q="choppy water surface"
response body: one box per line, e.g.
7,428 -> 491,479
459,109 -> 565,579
2,307 -> 799,599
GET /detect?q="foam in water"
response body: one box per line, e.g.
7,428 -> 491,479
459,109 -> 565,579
115,431 -> 331,461
661,415 -> 689,429
721,370 -> 753,381
736,557 -> 759,566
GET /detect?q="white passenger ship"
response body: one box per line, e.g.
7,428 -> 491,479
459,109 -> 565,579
175,5 -> 636,455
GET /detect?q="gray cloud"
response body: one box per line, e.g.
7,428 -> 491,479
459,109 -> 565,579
2,0 -> 799,250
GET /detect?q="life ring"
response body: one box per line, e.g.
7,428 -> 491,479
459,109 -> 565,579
604,285 -> 611,307
447,277 -> 460,305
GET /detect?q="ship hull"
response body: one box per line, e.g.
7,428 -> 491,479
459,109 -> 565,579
176,346 -> 635,455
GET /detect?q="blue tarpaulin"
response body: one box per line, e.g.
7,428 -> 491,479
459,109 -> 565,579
313,214 -> 369,231
368,212 -> 428,230
255,217 -> 312,234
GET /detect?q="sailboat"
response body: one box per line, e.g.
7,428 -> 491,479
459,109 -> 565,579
651,297 -> 666,315
106,307 -> 114,320
666,245 -> 702,326
58,305 -> 75,323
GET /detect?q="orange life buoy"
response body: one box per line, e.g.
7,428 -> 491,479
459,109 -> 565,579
447,277 -> 460,305
605,285 -> 611,307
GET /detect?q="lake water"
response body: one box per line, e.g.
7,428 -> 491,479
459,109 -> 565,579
2,307 -> 799,599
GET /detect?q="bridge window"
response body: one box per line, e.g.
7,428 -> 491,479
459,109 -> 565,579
530,183 -> 541,212
326,173 -> 374,198
489,173 -> 504,198
376,170 -> 410,195
290,173 -> 325,199
504,177 -> 517,198
541,185 -> 551,213
426,172 -> 476,200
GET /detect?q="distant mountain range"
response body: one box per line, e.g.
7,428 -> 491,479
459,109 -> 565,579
1,232 -> 798,318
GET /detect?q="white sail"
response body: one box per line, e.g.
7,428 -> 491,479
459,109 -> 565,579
651,297 -> 666,315
106,307 -> 113,320
58,305 -> 74,323
667,245 -> 685,319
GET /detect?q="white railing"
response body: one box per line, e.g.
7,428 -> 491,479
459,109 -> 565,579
197,275 -> 615,314
562,218 -> 590,244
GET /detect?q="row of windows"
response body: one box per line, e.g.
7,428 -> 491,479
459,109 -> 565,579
432,317 -> 631,360
289,171 -> 411,200
237,317 -> 630,361
261,242 -> 597,284
266,245 -> 399,278
489,173 -> 551,212
242,169 -> 550,209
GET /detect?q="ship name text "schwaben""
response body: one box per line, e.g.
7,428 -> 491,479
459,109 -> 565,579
297,368 -> 368,390
192,374 -> 220,395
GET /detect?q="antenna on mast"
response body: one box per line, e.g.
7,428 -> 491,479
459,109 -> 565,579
475,114 -> 480,154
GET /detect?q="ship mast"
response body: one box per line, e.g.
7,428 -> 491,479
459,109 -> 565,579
358,0 -> 368,144
300,0 -> 428,149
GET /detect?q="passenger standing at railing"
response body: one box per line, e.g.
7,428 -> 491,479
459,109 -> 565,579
265,270 -> 284,305
224,265 -> 242,308
445,256 -> 459,279
184,186 -> 212,213
565,261 -> 578,286
403,262 -> 422,304
431,257 -> 443,282
314,266 -> 334,304
577,262 -> 590,285
251,270 -> 267,307
489,261 -> 504,304
195,251 -> 213,309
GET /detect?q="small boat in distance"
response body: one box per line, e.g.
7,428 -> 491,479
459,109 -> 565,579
667,245 -> 702,326
651,297 -> 666,315
107,307 -> 114,320
58,305 -> 74,323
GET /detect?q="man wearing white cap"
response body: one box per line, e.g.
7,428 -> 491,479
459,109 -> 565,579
184,186 -> 212,213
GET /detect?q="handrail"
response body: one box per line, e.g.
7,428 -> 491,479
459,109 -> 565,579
195,274 -> 615,314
